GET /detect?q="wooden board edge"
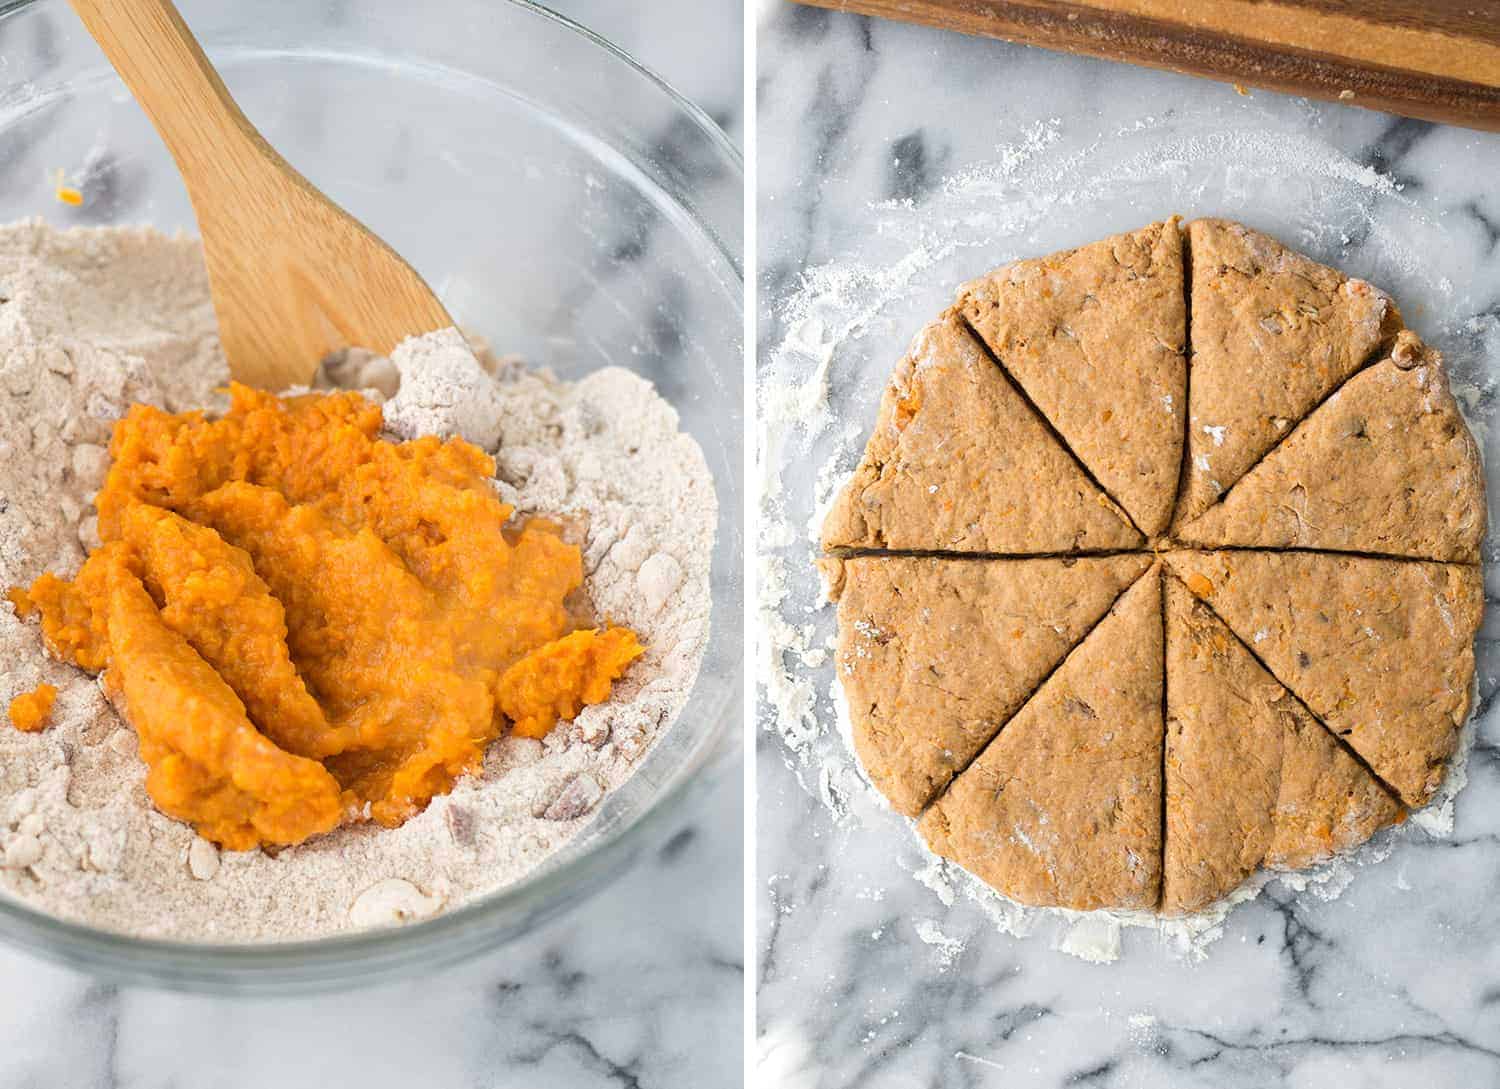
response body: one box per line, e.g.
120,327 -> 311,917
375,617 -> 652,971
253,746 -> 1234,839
789,0 -> 1500,133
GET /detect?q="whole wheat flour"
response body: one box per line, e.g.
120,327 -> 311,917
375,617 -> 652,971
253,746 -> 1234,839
0,220 -> 716,941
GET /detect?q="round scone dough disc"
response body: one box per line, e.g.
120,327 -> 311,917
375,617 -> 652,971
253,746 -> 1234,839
958,219 -> 1186,537
1176,331 -> 1486,562
823,218 -> 1485,919
829,553 -> 1152,816
1175,218 -> 1400,526
1165,550 -> 1483,808
917,568 -> 1164,912
821,313 -> 1141,554
1162,576 -> 1401,915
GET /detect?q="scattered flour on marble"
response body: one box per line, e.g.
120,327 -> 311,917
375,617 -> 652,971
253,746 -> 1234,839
0,220 -> 715,941
1125,1013 -> 1161,1051
1053,913 -> 1122,964
757,116 -> 1493,964
954,1051 -> 1008,1072
913,918 -> 966,968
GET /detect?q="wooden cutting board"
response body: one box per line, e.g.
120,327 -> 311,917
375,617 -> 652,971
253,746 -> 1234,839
789,0 -> 1500,132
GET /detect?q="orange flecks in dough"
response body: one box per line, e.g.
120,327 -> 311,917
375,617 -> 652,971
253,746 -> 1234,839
13,384 -> 640,847
894,386 -> 924,430
1186,573 -> 1215,597
499,627 -> 644,739
8,683 -> 57,733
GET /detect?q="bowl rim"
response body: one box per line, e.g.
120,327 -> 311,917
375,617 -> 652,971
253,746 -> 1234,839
0,0 -> 744,991
0,0 -> 744,171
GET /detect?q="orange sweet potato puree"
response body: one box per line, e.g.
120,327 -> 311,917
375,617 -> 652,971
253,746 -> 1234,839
10,384 -> 641,850
7,683 -> 56,734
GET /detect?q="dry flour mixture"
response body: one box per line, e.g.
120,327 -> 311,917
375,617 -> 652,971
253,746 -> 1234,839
0,220 -> 715,940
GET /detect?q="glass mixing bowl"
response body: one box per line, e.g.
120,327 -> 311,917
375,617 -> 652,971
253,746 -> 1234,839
0,0 -> 742,991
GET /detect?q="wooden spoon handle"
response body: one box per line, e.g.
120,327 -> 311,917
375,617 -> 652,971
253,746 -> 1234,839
67,0 -> 455,391
67,0 -> 269,185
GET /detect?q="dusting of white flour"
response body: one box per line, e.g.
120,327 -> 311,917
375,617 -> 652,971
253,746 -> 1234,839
757,117 -> 1496,964
0,220 -> 715,941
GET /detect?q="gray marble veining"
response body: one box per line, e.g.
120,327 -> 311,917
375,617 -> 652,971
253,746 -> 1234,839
0,775 -> 741,1087
757,6 -> 1500,1088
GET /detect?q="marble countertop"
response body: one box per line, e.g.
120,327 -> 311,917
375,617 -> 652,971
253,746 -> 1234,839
0,2 -> 743,1088
756,5 -> 1500,1088
0,777 -> 740,1087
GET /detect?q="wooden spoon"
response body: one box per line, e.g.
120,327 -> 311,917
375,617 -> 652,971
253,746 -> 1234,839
68,0 -> 453,391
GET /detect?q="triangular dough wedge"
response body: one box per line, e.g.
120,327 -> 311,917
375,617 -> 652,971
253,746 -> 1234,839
1165,551 -> 1481,808
1162,577 -> 1401,915
958,220 -> 1186,537
1177,218 -> 1399,524
830,553 -> 1152,816
821,314 -> 1140,553
1178,332 -> 1486,562
917,568 -> 1163,911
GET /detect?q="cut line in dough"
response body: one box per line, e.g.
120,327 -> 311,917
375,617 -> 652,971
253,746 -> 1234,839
828,552 -> 1151,816
918,568 -> 1164,912
1164,549 -> 1482,809
819,217 -> 1484,918
1176,331 -> 1485,562
1162,574 -> 1402,915
822,313 -> 1141,554
1173,217 -> 1402,527
958,219 -> 1187,537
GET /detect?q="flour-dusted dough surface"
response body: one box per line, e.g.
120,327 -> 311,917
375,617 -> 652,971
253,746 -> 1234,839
1162,577 -> 1401,915
958,220 -> 1186,537
1165,551 -> 1482,808
821,314 -> 1140,554
1176,218 -> 1399,525
829,553 -> 1150,816
918,569 -> 1163,912
1178,331 -> 1487,562
822,217 -> 1484,919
